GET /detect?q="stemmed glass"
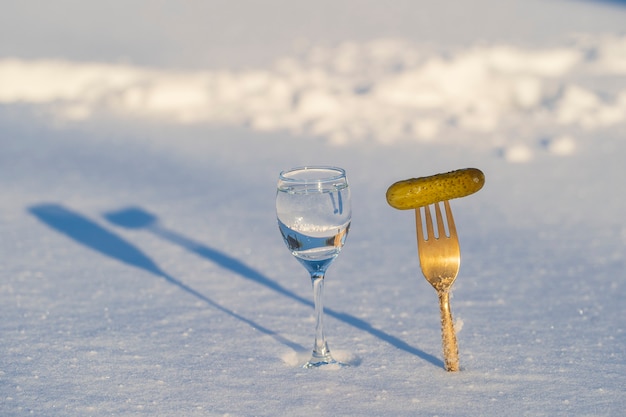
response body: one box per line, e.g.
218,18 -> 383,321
276,166 -> 351,368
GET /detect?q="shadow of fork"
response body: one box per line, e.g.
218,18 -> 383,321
103,206 -> 445,368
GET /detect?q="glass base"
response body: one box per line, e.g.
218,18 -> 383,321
303,354 -> 349,369
303,359 -> 348,368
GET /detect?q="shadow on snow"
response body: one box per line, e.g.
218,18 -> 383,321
103,206 -> 444,369
28,203 -> 443,368
28,203 -> 304,353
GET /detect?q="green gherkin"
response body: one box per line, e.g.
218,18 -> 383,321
386,168 -> 485,210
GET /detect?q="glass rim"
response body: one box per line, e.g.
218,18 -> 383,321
278,166 -> 346,184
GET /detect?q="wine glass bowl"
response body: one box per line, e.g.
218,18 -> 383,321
276,166 -> 351,368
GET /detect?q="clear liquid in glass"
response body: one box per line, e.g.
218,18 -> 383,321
276,182 -> 350,274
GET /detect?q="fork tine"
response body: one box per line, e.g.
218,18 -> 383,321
415,207 -> 424,242
434,201 -> 446,238
443,200 -> 457,238
424,205 -> 434,240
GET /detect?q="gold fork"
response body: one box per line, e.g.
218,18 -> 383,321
415,200 -> 461,372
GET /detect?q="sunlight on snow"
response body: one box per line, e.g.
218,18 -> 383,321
1,34 -> 625,151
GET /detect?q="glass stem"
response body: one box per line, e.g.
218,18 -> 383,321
309,273 -> 333,364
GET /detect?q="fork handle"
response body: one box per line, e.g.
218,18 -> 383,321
438,291 -> 460,371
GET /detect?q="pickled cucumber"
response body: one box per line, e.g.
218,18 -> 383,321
386,168 -> 485,209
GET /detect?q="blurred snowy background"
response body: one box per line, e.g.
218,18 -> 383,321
1,1 -> 625,416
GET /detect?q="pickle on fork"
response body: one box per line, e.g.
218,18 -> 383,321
386,168 -> 484,210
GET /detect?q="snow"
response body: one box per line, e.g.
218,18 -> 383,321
3,33 -> 626,149
1,1 -> 626,416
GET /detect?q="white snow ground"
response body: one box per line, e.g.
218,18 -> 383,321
1,1 -> 626,416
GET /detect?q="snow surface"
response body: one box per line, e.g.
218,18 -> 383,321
1,1 -> 626,416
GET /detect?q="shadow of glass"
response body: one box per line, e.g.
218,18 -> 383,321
104,206 -> 444,368
28,203 -> 304,352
